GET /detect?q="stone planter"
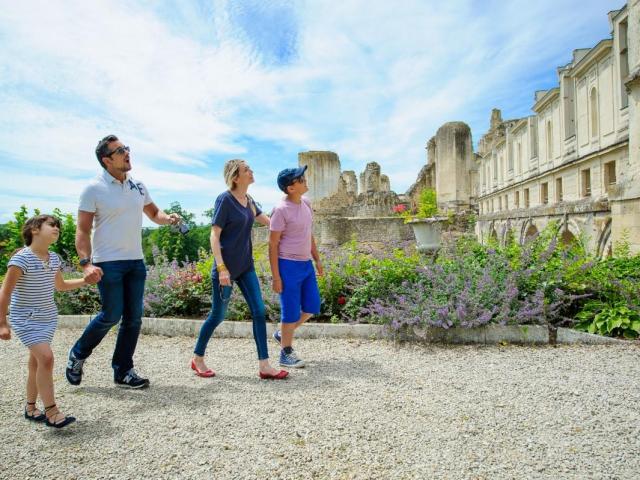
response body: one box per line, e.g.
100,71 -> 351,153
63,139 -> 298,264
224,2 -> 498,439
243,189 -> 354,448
407,217 -> 446,253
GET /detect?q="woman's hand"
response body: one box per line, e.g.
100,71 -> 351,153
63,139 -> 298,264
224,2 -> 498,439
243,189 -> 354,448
219,269 -> 231,286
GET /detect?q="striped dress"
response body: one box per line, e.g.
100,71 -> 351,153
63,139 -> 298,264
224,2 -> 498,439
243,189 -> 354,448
8,248 -> 60,347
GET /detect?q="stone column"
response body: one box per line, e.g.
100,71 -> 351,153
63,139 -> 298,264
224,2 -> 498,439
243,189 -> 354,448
341,171 -> 358,196
426,137 -> 437,165
490,108 -> 503,131
360,162 -> 382,193
298,151 -> 341,202
434,122 -> 473,212
380,174 -> 391,192
611,0 -> 640,254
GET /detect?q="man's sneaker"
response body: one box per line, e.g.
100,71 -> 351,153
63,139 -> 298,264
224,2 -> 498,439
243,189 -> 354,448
65,350 -> 85,386
114,369 -> 150,389
272,330 -> 282,345
279,349 -> 305,368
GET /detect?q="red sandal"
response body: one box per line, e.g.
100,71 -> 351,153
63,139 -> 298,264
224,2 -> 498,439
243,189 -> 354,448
259,370 -> 289,380
190,359 -> 216,378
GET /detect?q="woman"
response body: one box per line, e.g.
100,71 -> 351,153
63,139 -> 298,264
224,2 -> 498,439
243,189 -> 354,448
192,159 -> 288,380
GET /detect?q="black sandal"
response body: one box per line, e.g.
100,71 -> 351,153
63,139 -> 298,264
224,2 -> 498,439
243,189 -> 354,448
44,404 -> 76,429
24,401 -> 46,422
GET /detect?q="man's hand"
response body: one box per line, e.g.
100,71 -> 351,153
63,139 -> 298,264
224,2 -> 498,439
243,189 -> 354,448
167,213 -> 181,225
83,264 -> 103,284
0,323 -> 11,341
271,276 -> 283,294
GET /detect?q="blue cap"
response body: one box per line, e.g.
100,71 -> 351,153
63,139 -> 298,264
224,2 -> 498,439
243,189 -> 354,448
277,165 -> 308,192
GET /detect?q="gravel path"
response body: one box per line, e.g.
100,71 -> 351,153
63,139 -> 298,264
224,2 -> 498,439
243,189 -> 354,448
1,328 -> 639,480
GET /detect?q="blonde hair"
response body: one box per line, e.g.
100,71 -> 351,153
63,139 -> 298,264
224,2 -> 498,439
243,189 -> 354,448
223,158 -> 256,216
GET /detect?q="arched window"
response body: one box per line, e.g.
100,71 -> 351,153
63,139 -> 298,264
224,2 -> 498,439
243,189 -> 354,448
561,230 -> 577,246
524,224 -> 539,243
590,87 -> 598,138
546,120 -> 553,161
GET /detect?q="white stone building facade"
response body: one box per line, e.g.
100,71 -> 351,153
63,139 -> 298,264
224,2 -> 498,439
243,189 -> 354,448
476,4 -> 640,255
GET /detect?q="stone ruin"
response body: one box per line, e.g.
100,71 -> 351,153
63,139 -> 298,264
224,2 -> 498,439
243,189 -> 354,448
299,151 -> 400,218
297,151 -> 413,245
297,122 -> 480,246
406,121 -> 479,213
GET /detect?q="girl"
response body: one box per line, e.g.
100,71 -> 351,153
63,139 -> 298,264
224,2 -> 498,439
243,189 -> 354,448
191,159 -> 288,380
0,214 -> 95,428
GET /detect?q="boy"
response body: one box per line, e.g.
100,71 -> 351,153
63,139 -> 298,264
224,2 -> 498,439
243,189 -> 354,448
269,166 -> 323,368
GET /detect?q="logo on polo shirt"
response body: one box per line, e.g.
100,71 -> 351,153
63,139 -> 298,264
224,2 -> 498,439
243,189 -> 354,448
128,180 -> 145,196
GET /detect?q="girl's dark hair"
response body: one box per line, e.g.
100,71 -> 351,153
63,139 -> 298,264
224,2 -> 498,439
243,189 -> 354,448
21,215 -> 61,246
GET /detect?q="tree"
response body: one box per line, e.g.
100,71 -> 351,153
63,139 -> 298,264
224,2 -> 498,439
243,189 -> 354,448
144,202 -> 209,265
0,206 -> 32,274
51,208 -> 78,265
0,206 -> 80,274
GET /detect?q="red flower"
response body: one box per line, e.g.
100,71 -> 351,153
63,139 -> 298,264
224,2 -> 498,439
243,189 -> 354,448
393,204 -> 407,213
337,295 -> 346,305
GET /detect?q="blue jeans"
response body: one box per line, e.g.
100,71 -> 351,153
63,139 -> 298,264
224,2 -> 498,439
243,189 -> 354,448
194,267 -> 269,360
71,260 -> 146,379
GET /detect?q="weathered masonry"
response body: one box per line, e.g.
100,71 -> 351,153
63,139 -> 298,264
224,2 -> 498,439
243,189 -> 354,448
476,3 -> 640,255
292,3 -> 640,254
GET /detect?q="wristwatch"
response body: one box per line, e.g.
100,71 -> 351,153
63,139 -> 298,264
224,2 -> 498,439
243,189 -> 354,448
79,257 -> 92,267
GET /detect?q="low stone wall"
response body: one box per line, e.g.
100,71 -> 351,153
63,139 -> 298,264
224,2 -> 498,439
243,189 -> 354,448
57,316 -> 623,345
252,216 -> 414,248
58,315 -> 385,340
314,216 -> 414,246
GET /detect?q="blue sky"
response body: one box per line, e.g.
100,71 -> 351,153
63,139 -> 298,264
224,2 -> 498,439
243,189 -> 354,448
0,0 -> 624,224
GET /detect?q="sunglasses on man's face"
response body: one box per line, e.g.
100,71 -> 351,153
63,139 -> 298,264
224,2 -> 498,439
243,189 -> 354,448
107,146 -> 130,157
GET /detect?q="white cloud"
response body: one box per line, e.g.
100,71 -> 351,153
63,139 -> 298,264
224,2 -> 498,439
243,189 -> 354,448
0,0 -> 622,221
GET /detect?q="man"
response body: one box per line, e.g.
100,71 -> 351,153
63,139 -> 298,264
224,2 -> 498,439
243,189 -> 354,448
269,166 -> 323,368
66,135 -> 180,389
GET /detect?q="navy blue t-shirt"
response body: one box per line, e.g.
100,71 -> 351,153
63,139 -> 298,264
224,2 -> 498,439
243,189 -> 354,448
211,191 -> 262,280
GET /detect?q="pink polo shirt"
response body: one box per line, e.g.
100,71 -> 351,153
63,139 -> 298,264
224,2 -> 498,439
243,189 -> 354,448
270,196 -> 313,261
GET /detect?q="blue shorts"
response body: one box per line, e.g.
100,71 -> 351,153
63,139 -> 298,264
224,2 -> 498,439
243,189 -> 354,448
278,258 -> 321,323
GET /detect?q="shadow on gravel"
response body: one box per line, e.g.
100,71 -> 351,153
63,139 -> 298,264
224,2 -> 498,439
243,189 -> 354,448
40,421 -> 122,443
60,358 -> 387,413
67,384 -> 207,410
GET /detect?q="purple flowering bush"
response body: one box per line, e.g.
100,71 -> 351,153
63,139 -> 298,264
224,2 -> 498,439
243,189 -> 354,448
154,243 -> 281,321
359,228 -> 591,331
316,239 -> 422,321
144,255 -> 209,317
54,224 -> 640,338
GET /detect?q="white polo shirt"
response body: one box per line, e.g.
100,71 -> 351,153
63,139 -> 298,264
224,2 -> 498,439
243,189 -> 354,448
79,169 -> 153,263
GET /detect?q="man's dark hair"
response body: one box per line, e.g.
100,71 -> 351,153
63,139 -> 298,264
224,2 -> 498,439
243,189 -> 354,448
95,134 -> 119,169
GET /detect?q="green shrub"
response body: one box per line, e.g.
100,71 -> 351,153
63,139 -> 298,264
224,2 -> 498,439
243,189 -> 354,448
400,188 -> 438,222
574,300 -> 640,339
55,272 -> 101,315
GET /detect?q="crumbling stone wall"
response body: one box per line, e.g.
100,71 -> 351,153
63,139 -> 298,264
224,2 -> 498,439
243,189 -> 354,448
299,151 -> 342,202
359,162 -> 383,193
299,151 -> 400,220
434,122 -> 474,212
406,137 -> 436,208
297,151 -> 403,245
312,216 -> 414,246
341,171 -> 358,195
